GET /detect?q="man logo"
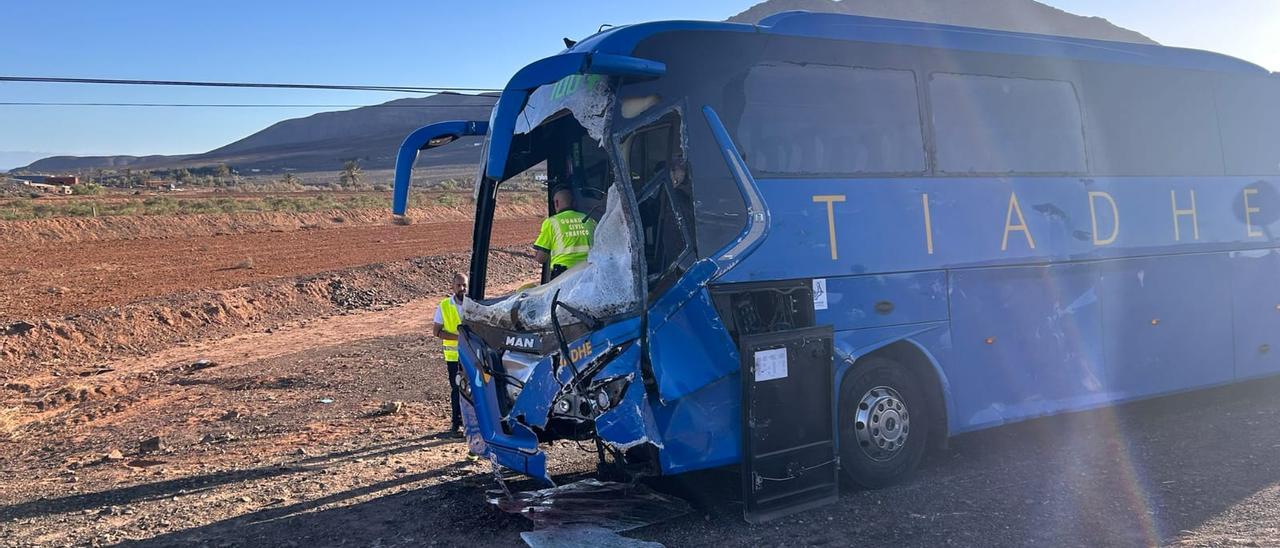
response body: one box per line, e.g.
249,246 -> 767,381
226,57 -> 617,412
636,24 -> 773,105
505,335 -> 537,350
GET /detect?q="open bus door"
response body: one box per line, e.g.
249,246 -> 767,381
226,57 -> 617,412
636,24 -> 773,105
391,120 -> 489,218
739,324 -> 839,523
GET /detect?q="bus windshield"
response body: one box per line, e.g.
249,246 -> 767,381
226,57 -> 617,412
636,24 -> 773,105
464,76 -> 643,332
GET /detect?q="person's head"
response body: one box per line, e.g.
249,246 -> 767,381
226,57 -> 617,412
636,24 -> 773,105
451,272 -> 468,299
552,188 -> 574,213
670,157 -> 688,188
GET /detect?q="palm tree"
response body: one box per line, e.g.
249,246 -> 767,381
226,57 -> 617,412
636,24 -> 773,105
339,160 -> 364,188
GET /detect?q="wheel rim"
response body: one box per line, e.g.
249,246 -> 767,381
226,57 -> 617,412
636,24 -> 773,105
854,385 -> 910,462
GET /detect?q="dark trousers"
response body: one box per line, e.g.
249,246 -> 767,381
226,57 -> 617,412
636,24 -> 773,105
446,360 -> 462,429
549,264 -> 568,280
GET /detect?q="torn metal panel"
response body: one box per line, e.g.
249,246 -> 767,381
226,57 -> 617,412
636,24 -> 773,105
649,374 -> 741,474
594,346 -> 662,453
491,479 -> 691,534
520,526 -> 663,548
646,287 -> 739,402
456,329 -> 549,482
506,319 -> 643,429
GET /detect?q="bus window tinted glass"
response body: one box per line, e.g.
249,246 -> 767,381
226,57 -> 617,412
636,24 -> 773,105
1080,67 -> 1223,176
626,113 -> 694,294
738,64 -> 925,175
930,74 -> 1086,174
1216,79 -> 1280,176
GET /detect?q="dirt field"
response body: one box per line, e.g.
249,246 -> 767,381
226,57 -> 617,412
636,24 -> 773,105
4,205 -> 1280,546
0,216 -> 540,320
4,299 -> 1280,546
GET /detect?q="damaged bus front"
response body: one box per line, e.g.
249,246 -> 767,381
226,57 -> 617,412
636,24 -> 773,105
392,26 -> 776,489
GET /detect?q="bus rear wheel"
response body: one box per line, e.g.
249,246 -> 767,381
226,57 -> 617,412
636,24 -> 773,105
838,357 -> 929,489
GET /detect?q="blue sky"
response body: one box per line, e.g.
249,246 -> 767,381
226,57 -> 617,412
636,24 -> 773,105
2,0 -> 1277,160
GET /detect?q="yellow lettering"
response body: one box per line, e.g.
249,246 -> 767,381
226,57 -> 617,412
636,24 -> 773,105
921,193 -> 935,255
1170,189 -> 1199,241
570,341 -> 592,362
813,195 -> 846,260
1244,188 -> 1263,238
1001,192 -> 1036,251
1087,191 -> 1120,246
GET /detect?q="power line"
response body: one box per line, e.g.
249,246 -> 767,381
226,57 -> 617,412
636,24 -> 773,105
0,76 -> 502,93
0,101 -> 498,108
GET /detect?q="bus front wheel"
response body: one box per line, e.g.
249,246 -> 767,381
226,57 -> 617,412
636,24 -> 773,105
838,357 -> 929,489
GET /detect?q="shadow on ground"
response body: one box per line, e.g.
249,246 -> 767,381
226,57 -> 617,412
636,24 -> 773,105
10,379 -> 1280,546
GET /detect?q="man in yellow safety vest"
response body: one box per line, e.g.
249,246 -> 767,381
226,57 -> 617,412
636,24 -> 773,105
533,188 -> 596,280
432,272 -> 467,437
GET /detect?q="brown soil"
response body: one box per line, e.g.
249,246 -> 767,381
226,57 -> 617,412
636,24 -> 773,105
0,216 -> 541,322
0,201 -> 541,245
0,293 -> 590,547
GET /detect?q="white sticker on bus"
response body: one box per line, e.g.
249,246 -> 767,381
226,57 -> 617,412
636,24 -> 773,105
754,348 -> 789,383
813,278 -> 828,310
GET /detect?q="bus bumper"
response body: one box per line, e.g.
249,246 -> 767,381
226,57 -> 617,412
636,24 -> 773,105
455,319 -> 652,484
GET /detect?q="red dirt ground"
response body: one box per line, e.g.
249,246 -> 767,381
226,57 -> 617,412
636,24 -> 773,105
0,216 -> 542,321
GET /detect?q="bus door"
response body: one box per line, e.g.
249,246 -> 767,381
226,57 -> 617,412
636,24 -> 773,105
738,325 -> 838,523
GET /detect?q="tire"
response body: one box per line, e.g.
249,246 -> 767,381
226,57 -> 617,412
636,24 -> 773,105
838,357 -> 930,489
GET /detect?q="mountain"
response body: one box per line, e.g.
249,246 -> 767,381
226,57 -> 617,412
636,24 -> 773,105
0,151 -> 62,172
22,1 -> 1156,174
727,0 -> 1156,44
20,93 -> 497,174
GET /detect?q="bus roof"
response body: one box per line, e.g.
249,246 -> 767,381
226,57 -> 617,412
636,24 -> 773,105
570,11 -> 1272,77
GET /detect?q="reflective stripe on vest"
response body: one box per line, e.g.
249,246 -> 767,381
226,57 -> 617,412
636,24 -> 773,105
439,296 -> 461,362
548,210 -> 594,269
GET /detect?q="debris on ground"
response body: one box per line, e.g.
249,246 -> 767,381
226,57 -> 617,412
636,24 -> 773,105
189,359 -> 217,371
491,479 -> 691,548
520,525 -> 666,548
200,432 -> 237,444
138,435 -> 165,454
378,401 -> 404,415
5,320 -> 36,336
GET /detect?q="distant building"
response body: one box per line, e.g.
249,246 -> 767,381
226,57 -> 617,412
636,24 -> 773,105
24,182 -> 73,195
143,179 -> 176,191
12,174 -> 79,185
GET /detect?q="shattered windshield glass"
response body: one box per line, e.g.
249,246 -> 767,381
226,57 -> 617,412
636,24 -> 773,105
466,74 -> 643,331
465,183 -> 640,330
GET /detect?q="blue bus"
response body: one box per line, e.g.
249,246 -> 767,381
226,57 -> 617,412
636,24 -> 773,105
392,12 -> 1280,521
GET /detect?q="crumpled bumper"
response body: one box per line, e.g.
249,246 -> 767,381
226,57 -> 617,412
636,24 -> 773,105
455,319 -> 658,484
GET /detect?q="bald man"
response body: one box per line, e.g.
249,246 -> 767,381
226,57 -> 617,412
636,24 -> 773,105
533,188 -> 596,280
433,272 -> 466,436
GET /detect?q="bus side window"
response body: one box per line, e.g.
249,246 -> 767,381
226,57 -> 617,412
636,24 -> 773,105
626,113 -> 694,294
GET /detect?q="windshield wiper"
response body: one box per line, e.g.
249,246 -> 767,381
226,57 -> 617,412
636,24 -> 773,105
549,289 -> 584,384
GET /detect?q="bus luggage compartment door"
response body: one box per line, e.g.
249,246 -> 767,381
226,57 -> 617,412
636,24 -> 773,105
739,325 -> 838,523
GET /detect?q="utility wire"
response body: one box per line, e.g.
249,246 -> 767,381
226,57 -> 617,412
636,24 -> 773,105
0,76 -> 502,93
0,101 -> 498,108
